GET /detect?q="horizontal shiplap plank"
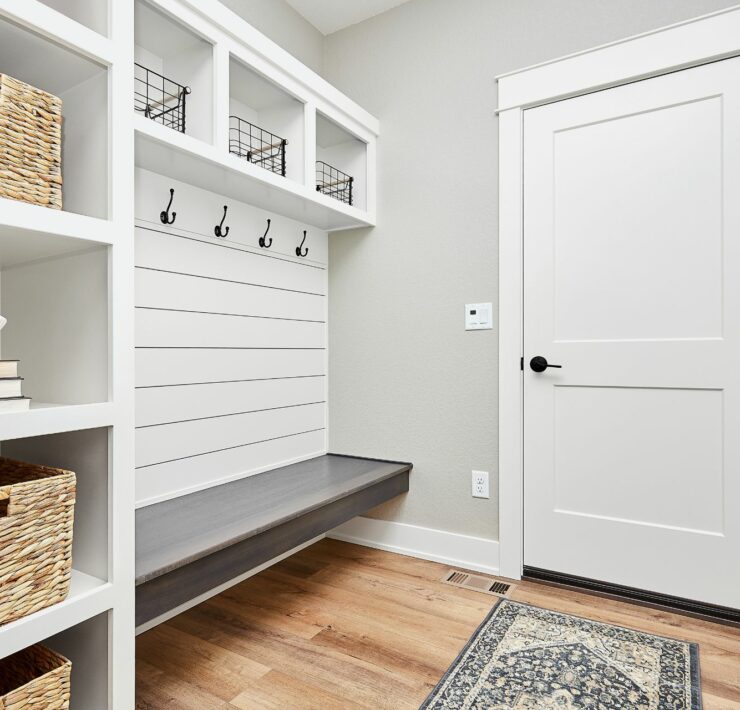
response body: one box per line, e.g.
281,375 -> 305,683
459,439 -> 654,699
136,268 -> 325,322
136,348 -> 326,387
135,402 -> 325,468
135,227 -> 325,294
136,377 -> 326,427
135,429 -> 326,506
136,309 -> 325,349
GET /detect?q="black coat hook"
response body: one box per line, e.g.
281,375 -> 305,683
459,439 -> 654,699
296,230 -> 309,257
160,188 -> 176,224
214,205 -> 229,238
259,219 -> 272,248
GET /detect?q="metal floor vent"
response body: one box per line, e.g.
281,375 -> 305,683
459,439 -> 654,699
442,570 -> 514,597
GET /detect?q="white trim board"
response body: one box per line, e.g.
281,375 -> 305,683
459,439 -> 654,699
135,534 -> 325,634
328,517 -> 500,576
497,5 -> 740,581
497,4 -> 740,111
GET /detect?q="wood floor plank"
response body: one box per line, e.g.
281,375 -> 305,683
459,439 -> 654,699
136,658 -> 231,709
702,692 -> 740,710
307,562 -> 493,615
271,554 -> 331,579
227,569 -> 483,647
205,592 -> 325,640
230,670 -> 368,710
216,574 -> 471,680
303,541 -> 486,587
137,625 -> 270,702
169,602 -> 426,709
136,538 -> 740,709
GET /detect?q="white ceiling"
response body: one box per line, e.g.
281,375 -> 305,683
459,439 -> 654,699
285,0 -> 413,35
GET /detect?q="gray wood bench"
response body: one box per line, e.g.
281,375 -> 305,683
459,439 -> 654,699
135,454 -> 411,625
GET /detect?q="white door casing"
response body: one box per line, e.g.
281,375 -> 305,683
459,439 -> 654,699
522,58 -> 740,608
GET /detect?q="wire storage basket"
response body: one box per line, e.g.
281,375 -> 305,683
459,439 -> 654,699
229,115 -> 287,177
316,160 -> 353,206
0,74 -> 62,210
0,457 -> 76,626
134,63 -> 191,133
0,645 -> 71,709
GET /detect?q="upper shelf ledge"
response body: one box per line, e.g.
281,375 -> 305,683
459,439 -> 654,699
0,1 -> 113,65
135,117 -> 375,232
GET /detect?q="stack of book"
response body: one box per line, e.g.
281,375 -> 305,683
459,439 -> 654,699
0,360 -> 30,412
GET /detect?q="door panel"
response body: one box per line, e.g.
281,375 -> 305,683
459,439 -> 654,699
552,96 -> 723,342
553,385 -> 724,535
523,58 -> 740,608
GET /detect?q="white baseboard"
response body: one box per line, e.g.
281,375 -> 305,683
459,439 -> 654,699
329,517 -> 500,576
135,534 -> 326,634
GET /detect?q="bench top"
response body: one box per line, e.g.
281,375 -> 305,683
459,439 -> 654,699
135,454 -> 412,584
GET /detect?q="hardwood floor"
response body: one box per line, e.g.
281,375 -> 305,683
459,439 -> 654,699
136,538 -> 740,709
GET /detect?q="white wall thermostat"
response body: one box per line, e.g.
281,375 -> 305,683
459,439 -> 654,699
465,303 -> 493,330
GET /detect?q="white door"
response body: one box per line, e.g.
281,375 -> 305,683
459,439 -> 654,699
523,58 -> 740,609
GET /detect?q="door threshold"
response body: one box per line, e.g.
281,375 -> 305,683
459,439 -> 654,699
523,566 -> 740,626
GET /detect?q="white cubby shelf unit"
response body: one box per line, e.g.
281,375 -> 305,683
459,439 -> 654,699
133,0 -> 379,232
1,0 -> 379,705
0,1 -> 135,709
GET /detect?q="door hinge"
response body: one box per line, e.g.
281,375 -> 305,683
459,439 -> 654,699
520,356 -> 524,371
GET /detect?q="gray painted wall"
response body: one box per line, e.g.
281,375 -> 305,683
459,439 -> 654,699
322,0 -> 738,540
218,0 -> 324,74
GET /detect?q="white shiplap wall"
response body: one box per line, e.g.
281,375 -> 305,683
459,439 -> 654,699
135,168 -> 328,507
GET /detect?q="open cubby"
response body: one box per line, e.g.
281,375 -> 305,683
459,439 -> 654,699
0,18 -> 109,219
2,427 -> 110,583
229,56 -> 304,182
135,0 -> 213,143
316,112 -> 367,210
0,243 -> 109,407
46,612 -> 110,710
36,0 -> 108,37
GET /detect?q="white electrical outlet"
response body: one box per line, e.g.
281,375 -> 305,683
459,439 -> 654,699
472,470 -> 489,499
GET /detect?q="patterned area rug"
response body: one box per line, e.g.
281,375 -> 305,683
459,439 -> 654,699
421,599 -> 701,709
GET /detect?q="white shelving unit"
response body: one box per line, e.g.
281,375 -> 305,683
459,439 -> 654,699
135,0 -> 379,231
0,0 -> 376,705
0,0 -> 135,708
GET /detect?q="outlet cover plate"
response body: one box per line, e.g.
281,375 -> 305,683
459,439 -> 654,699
472,470 -> 489,498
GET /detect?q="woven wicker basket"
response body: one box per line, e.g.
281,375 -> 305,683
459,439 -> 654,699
0,644 -> 71,710
0,74 -> 62,209
0,458 -> 76,626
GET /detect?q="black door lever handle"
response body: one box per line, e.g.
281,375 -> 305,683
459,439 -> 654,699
530,356 -> 562,373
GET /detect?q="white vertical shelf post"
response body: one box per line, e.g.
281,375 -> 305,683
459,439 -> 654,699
214,43 -> 230,153
110,0 -> 136,706
365,138 -> 377,222
304,102 -> 317,192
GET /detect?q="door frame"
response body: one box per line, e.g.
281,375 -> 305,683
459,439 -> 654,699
497,4 -> 740,581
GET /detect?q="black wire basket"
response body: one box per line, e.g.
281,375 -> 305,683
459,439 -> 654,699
134,63 -> 191,134
316,160 -> 353,206
229,115 -> 287,177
